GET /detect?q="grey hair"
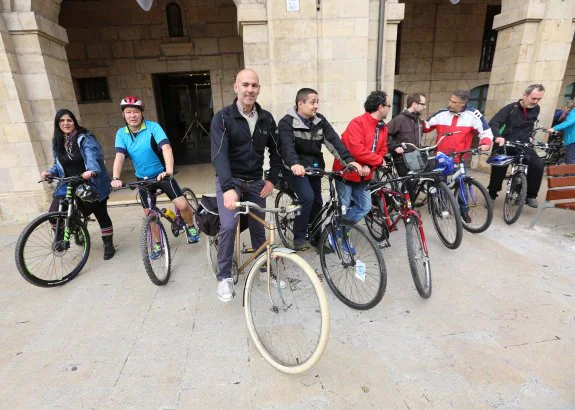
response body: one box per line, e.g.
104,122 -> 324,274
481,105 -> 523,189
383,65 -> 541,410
452,89 -> 470,102
524,84 -> 545,95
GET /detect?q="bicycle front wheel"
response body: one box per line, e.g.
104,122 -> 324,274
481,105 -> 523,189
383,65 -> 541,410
404,217 -> 431,298
140,215 -> 171,286
503,172 -> 527,225
319,221 -> 387,310
274,189 -> 297,249
15,212 -> 91,287
182,187 -> 199,212
428,181 -> 463,249
454,178 -> 493,233
244,250 -> 330,374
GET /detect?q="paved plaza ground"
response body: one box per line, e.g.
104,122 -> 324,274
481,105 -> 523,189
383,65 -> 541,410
1,170 -> 574,409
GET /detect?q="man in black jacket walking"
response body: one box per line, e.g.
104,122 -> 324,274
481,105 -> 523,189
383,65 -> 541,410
210,68 -> 283,302
487,84 -> 545,208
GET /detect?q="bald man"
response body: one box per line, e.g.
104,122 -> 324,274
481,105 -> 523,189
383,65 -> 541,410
210,68 -> 283,302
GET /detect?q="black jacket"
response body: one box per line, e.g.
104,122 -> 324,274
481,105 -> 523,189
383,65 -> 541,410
278,108 -> 353,170
387,109 -> 424,162
489,100 -> 539,144
210,100 -> 281,193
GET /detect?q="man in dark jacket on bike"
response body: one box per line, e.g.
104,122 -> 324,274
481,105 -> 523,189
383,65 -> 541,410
210,68 -> 283,302
388,92 -> 427,176
487,83 -> 545,207
278,88 -> 362,250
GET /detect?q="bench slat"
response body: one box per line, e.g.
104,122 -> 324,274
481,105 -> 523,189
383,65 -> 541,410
555,202 -> 575,210
546,189 -> 575,201
548,176 -> 575,188
547,164 -> 575,176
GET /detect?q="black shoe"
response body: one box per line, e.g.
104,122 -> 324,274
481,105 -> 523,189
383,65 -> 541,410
293,238 -> 311,251
103,235 -> 115,260
526,198 -> 539,208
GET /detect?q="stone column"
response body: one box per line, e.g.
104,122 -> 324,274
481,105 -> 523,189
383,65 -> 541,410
486,0 -> 575,128
0,11 -> 77,219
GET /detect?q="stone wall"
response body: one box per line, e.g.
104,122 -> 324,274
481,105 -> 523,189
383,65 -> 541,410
60,0 -> 243,162
395,0 -> 500,135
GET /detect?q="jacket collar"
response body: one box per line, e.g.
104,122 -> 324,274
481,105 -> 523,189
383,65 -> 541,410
232,99 -> 263,119
123,120 -> 147,134
287,107 -> 322,129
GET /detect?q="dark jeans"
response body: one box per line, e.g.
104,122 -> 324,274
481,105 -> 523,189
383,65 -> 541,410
215,178 -> 266,281
50,196 -> 113,234
394,160 -> 419,202
285,173 -> 323,243
487,147 -> 544,199
565,143 -> 575,164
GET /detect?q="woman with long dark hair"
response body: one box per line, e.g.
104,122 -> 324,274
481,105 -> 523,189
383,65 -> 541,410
41,109 -> 115,259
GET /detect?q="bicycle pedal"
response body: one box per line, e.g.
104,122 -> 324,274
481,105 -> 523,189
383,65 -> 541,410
315,269 -> 324,282
379,240 -> 391,249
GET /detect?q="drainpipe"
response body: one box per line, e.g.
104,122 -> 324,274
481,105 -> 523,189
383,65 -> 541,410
376,0 -> 386,91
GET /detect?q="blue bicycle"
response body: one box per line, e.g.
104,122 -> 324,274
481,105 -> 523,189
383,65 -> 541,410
447,149 -> 494,233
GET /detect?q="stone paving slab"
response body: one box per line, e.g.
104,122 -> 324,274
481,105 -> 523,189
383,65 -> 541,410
1,181 -> 575,409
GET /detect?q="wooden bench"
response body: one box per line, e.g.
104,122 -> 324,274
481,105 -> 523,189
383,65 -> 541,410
529,164 -> 575,228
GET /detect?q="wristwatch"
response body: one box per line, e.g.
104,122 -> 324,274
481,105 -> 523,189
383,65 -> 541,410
113,177 -> 121,180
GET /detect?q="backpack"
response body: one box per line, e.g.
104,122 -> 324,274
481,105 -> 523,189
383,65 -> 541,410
195,195 -> 220,236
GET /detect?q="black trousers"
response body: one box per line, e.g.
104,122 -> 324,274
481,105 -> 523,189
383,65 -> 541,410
487,147 -> 544,199
50,196 -> 113,232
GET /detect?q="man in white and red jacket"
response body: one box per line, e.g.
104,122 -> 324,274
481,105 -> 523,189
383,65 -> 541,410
424,89 -> 493,158
332,91 -> 390,224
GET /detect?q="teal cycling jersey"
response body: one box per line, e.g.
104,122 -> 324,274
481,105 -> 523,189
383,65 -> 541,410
115,120 -> 170,178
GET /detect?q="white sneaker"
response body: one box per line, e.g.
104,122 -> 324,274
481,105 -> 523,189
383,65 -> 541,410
259,267 -> 287,289
217,278 -> 235,302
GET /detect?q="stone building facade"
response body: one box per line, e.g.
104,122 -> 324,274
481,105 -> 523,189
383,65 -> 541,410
0,0 -> 574,220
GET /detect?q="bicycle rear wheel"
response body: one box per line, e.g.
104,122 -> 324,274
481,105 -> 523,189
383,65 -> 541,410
454,178 -> 493,233
274,189 -> 297,249
503,172 -> 527,225
244,250 -> 329,374
364,194 -> 388,242
319,220 -> 387,310
15,212 -> 91,287
404,217 -> 431,298
206,232 -> 219,279
141,215 -> 171,286
428,181 -> 463,249
182,187 -> 199,212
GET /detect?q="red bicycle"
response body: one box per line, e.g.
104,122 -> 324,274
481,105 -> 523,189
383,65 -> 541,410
364,167 -> 432,298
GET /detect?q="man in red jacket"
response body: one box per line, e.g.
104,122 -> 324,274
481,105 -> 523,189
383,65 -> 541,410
333,91 -> 390,225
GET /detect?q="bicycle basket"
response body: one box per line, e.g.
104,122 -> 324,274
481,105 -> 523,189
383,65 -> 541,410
195,195 -> 220,236
403,151 -> 425,172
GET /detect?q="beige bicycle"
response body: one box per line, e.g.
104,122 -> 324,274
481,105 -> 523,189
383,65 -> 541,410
208,200 -> 330,374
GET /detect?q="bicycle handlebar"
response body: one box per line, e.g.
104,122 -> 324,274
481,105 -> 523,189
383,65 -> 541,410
114,176 -> 175,191
401,131 -> 461,152
234,201 -> 302,215
304,164 -> 356,177
39,175 -> 85,184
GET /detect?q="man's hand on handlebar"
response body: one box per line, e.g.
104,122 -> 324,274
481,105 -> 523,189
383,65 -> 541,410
224,189 -> 239,210
361,165 -> 371,176
111,179 -> 123,189
394,147 -> 404,154
40,171 -> 52,180
291,164 -> 306,177
349,161 -> 364,176
156,171 -> 171,181
495,137 -> 505,147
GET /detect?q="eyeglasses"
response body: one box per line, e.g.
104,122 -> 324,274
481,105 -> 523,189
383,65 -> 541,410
383,104 -> 391,108
417,102 -> 426,106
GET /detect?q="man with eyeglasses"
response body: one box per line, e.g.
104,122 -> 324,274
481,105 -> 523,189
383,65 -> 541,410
332,90 -> 390,227
388,92 -> 428,177
423,89 -> 494,222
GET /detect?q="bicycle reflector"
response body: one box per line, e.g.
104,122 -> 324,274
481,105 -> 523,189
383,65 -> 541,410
487,154 -> 514,167
433,152 -> 454,175
75,183 -> 100,203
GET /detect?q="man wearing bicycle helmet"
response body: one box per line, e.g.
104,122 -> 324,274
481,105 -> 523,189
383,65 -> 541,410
111,96 -> 200,257
487,84 -> 546,207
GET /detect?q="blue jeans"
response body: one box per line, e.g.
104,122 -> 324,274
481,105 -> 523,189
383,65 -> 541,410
285,173 -> 323,242
335,180 -> 371,224
565,143 -> 575,164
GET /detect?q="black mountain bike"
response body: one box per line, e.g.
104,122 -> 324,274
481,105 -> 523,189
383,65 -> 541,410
15,175 -> 91,287
275,166 -> 387,310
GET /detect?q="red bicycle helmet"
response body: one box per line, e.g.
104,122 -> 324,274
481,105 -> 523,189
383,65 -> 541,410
120,96 -> 145,112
